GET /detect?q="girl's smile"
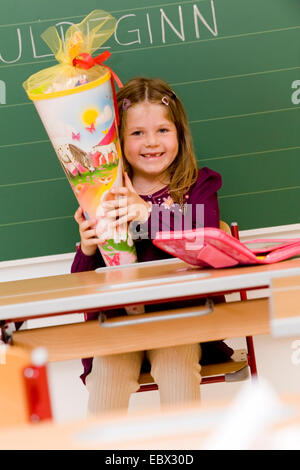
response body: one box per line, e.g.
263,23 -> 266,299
123,102 -> 178,187
141,152 -> 164,158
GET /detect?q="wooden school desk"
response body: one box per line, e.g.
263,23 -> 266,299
0,395 -> 300,450
1,257 -> 300,360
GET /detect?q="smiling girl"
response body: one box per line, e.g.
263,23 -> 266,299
72,77 -> 233,416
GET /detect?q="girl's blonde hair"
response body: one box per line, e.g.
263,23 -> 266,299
117,77 -> 198,205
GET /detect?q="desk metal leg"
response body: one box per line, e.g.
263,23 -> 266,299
231,222 -> 258,379
246,336 -> 258,376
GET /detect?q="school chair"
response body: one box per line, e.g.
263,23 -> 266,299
136,220 -> 258,392
0,344 -> 52,427
137,350 -> 250,393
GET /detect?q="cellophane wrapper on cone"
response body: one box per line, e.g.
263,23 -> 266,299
23,10 -> 144,314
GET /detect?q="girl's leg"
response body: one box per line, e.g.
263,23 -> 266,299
146,343 -> 201,407
86,351 -> 144,416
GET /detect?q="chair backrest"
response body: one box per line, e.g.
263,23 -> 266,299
0,346 -> 32,427
0,345 -> 52,428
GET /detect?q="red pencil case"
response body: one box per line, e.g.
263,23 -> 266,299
153,228 -> 300,268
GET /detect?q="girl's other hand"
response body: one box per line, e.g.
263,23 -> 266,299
102,172 -> 151,228
74,207 -> 104,256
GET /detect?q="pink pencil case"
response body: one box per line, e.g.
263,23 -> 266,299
153,228 -> 300,268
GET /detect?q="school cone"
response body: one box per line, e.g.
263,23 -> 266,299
23,11 -> 144,315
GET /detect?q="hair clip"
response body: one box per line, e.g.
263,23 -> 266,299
122,98 -> 131,111
161,96 -> 169,106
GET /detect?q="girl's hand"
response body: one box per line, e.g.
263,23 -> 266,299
102,172 -> 151,228
74,207 -> 104,256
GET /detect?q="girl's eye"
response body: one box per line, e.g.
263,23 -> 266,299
159,128 -> 169,133
131,130 -> 142,136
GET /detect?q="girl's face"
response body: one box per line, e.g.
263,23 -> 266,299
123,102 -> 178,181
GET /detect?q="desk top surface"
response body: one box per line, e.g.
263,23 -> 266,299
0,395 -> 299,450
1,257 -> 300,321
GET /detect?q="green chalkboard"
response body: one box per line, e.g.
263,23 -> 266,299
1,0 -> 300,261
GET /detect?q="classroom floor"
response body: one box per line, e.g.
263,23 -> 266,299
47,333 -> 300,423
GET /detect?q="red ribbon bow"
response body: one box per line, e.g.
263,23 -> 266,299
73,50 -> 122,124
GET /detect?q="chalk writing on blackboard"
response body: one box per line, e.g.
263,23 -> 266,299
0,1 -> 218,64
291,80 -> 300,105
0,80 -> 6,104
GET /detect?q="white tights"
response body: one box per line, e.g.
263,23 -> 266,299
86,343 -> 202,416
